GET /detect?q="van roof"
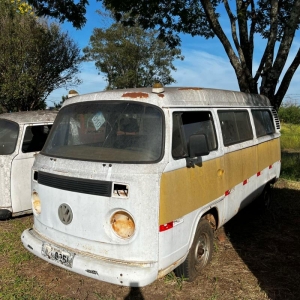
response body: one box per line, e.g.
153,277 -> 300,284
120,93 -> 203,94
0,110 -> 57,125
62,87 -> 272,108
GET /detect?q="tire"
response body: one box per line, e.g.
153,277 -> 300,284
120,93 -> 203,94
174,218 -> 214,281
0,209 -> 12,220
258,183 -> 272,210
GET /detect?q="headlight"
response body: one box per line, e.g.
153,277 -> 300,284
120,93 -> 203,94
32,191 -> 41,215
111,211 -> 135,239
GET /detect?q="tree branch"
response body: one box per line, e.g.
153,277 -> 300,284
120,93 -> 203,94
236,0 -> 252,72
200,0 -> 246,85
254,0 -> 279,83
268,0 -> 300,89
249,0 -> 256,63
274,47 -> 300,109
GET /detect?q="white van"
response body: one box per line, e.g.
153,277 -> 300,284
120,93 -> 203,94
0,111 -> 57,220
21,86 -> 280,286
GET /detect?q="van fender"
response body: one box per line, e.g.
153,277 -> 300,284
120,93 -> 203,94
186,203 -> 221,253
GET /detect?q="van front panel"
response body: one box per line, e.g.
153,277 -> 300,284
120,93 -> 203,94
32,155 -> 164,262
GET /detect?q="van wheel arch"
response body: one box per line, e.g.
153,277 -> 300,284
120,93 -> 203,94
202,208 -> 219,230
174,215 -> 214,281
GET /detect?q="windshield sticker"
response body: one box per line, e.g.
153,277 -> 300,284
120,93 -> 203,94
92,113 -> 105,131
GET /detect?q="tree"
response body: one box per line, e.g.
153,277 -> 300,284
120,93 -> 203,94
279,103 -> 300,124
83,16 -> 183,89
27,0 -> 300,110
54,95 -> 67,109
0,0 -> 82,112
28,0 -> 88,29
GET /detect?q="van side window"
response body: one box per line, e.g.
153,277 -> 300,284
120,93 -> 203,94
251,110 -> 275,137
172,111 -> 217,159
218,110 -> 253,146
22,125 -> 52,153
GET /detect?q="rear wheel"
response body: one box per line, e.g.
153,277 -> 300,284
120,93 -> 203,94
174,218 -> 213,281
258,183 -> 272,210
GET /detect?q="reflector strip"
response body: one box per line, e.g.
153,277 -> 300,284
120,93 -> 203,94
225,190 -> 230,196
257,171 -> 261,177
243,179 -> 248,185
159,221 -> 173,232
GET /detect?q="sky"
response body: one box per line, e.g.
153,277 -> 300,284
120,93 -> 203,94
46,0 -> 300,107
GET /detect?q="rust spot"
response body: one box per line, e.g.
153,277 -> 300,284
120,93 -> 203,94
178,87 -> 202,91
122,92 -> 149,99
157,93 -> 164,98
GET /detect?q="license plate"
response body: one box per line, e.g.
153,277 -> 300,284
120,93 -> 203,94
41,242 -> 75,268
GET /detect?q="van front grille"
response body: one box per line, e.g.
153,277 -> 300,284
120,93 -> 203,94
38,171 -> 112,197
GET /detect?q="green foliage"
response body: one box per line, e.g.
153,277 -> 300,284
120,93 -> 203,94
83,15 -> 183,89
0,0 -> 82,112
25,0 -> 300,109
54,95 -> 67,109
280,123 -> 300,181
280,123 -> 300,150
279,104 -> 300,124
28,0 -> 88,28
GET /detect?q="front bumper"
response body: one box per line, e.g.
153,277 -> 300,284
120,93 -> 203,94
21,228 -> 158,287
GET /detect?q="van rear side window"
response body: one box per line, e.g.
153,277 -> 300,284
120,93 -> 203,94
172,111 -> 217,159
218,110 -> 253,146
251,110 -> 275,137
22,125 -> 52,153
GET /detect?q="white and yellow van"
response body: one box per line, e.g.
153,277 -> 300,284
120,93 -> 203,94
21,86 -> 280,286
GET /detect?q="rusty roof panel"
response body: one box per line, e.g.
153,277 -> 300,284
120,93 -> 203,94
178,87 -> 202,91
122,92 -> 149,99
63,87 -> 271,108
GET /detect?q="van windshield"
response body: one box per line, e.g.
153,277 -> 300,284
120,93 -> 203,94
42,101 -> 164,163
0,119 -> 19,155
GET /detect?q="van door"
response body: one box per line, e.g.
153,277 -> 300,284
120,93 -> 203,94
11,124 -> 51,214
0,119 -> 19,219
217,109 -> 257,220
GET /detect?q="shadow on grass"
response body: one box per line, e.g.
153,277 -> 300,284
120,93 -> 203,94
281,151 -> 300,181
223,185 -> 300,299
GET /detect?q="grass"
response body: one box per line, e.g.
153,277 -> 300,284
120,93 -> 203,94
0,217 -> 70,300
280,122 -> 300,181
280,123 -> 300,150
164,271 -> 187,290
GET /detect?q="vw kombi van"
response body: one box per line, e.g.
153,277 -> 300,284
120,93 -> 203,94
0,110 -> 57,220
21,86 -> 280,286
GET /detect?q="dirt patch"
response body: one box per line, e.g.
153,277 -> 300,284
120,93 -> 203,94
2,179 -> 300,300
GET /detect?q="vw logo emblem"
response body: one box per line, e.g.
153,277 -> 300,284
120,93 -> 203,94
58,203 -> 73,225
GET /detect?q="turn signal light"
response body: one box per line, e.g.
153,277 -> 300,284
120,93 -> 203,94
32,191 -> 41,215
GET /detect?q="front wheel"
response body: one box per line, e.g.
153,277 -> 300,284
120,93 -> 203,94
174,218 -> 213,281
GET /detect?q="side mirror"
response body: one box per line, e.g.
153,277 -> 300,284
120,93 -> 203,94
186,134 -> 209,167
